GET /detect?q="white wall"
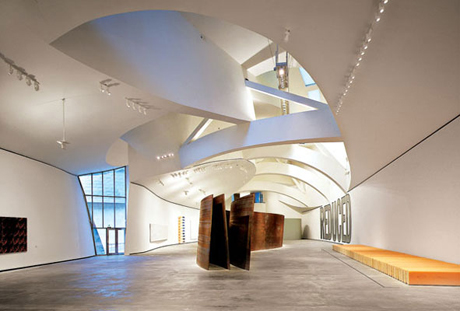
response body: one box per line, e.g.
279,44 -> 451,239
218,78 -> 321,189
301,208 -> 321,240
302,117 -> 460,264
0,150 -> 94,271
125,184 -> 199,255
264,192 -> 302,219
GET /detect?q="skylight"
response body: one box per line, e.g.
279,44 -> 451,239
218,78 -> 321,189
299,67 -> 316,87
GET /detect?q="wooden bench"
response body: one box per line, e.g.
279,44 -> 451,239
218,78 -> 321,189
333,244 -> 460,286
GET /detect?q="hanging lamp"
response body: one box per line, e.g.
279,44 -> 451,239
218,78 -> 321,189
57,98 -> 70,150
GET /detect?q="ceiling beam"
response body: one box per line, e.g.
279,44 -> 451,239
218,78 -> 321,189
245,80 -> 328,110
182,118 -> 213,146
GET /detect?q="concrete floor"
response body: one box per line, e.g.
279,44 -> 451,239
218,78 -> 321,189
0,240 -> 459,310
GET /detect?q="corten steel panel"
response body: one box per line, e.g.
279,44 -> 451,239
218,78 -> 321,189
226,210 -> 230,232
229,194 -> 255,270
196,195 -> 213,270
0,217 -> 27,254
251,212 -> 284,251
209,194 -> 230,269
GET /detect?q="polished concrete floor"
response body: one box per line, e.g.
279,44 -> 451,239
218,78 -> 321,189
0,240 -> 459,310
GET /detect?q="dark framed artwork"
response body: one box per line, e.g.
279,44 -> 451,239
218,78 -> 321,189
0,217 -> 27,254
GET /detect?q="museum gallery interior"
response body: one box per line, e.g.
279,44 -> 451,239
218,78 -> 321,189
0,0 -> 459,309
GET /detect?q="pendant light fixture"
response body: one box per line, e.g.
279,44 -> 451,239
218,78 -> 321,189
57,98 -> 70,150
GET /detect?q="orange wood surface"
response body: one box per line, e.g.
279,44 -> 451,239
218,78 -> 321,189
333,244 -> 460,286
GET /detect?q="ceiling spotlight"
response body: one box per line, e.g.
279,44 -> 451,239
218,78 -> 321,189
1,53 -> 40,91
365,32 -> 373,43
283,29 -> 291,43
57,140 -> 70,150
125,98 -> 155,115
99,79 -> 119,95
336,0 -> 389,116
34,82 -> 39,91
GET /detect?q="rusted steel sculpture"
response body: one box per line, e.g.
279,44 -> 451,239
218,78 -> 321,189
196,194 -> 230,270
228,194 -> 255,270
197,195 -> 213,269
197,193 -> 284,270
251,212 -> 284,251
209,194 -> 230,269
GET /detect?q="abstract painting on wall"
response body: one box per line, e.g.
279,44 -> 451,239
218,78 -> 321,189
0,217 -> 27,254
149,223 -> 168,242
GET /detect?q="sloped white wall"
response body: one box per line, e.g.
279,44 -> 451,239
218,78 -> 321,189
302,117 -> 460,264
0,150 -> 94,271
125,183 -> 199,254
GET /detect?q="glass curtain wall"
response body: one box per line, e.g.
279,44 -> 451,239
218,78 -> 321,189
79,167 -> 127,255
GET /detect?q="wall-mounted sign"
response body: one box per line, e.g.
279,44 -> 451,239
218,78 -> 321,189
319,194 -> 351,243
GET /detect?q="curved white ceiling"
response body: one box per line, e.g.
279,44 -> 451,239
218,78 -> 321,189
51,10 -> 255,124
254,162 -> 342,202
0,0 -> 458,192
137,159 -> 256,209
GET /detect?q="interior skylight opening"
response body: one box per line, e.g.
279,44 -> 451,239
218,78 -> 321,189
299,67 -> 316,87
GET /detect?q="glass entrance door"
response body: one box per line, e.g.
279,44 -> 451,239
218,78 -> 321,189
106,228 -> 125,255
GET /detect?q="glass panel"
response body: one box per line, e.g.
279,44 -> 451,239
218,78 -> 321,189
115,198 -> 126,228
308,89 -> 321,101
108,229 -> 116,254
93,173 -> 102,195
103,170 -> 114,196
115,168 -> 125,197
79,175 -> 92,195
96,228 -> 106,255
86,196 -> 93,219
118,229 -> 125,254
300,67 -> 316,86
93,197 -> 103,227
104,197 -> 115,228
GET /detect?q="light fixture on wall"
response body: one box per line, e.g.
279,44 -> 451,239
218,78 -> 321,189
99,79 -> 120,95
1,52 -> 40,91
125,97 -> 159,115
57,98 -> 70,150
335,0 -> 390,115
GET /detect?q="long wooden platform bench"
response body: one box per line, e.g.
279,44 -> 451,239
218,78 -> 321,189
333,244 -> 460,286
